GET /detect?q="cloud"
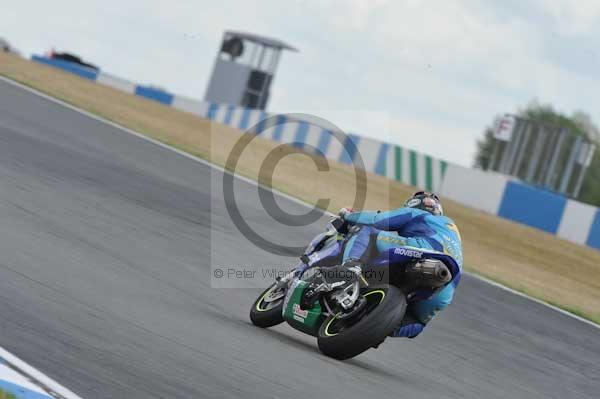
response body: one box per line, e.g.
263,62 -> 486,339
270,0 -> 600,165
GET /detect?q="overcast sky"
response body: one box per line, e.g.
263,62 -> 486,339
4,0 -> 600,166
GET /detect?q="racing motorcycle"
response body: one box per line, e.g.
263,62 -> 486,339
249,217 -> 458,360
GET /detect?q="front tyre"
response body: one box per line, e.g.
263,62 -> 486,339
317,285 -> 406,360
250,282 -> 286,328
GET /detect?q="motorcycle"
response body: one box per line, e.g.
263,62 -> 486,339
249,217 -> 459,360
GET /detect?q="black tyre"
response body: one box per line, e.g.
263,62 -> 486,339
250,283 -> 286,328
317,285 -> 406,360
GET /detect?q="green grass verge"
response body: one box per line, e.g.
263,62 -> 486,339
0,388 -> 18,399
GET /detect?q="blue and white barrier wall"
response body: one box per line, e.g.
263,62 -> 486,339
440,164 -> 600,249
32,55 -> 600,250
440,165 -> 512,215
31,55 -> 448,192
201,103 -> 448,192
96,72 -> 136,94
32,55 -> 175,104
32,55 -> 99,80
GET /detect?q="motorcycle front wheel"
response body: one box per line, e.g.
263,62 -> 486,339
250,282 -> 286,328
317,285 -> 406,360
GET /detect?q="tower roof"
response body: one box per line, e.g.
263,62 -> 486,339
224,30 -> 298,52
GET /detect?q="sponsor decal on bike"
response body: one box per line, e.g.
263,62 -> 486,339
293,303 -> 308,318
393,248 -> 423,258
292,303 -> 308,322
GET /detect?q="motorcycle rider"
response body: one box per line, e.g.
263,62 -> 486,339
336,191 -> 463,339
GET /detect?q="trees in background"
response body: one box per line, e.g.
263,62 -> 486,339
475,102 -> 600,206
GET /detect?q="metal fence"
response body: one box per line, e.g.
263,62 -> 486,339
488,115 -> 595,198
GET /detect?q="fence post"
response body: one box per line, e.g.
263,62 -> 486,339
525,126 -> 545,183
559,135 -> 583,194
544,128 -> 567,189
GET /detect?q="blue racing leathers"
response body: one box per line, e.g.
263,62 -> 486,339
343,207 -> 463,338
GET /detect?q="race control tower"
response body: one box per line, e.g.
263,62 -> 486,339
204,30 -> 297,110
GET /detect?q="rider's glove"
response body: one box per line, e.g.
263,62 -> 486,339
338,207 -> 353,220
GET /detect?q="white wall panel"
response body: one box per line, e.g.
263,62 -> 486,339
214,105 -> 228,123
558,200 -> 597,245
355,137 -> 381,172
304,124 -> 322,152
230,108 -> 244,128
440,164 -> 510,214
171,95 -> 209,118
247,110 -> 265,131
279,121 -> 298,144
97,73 -> 136,94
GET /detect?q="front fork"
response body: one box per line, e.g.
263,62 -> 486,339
275,265 -> 302,289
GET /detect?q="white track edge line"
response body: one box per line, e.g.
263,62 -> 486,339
0,347 -> 83,399
3,75 -> 598,332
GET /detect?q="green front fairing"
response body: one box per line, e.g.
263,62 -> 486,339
283,281 -> 325,336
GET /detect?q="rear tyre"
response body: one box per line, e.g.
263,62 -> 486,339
250,283 -> 286,328
317,285 -> 406,360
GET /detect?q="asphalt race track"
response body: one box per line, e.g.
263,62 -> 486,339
0,79 -> 598,398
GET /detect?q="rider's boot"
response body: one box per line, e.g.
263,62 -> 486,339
389,312 -> 425,338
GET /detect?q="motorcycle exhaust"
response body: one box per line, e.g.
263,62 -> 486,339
405,259 -> 452,288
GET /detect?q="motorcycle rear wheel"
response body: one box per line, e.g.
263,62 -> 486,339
250,282 -> 286,328
317,285 -> 406,360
